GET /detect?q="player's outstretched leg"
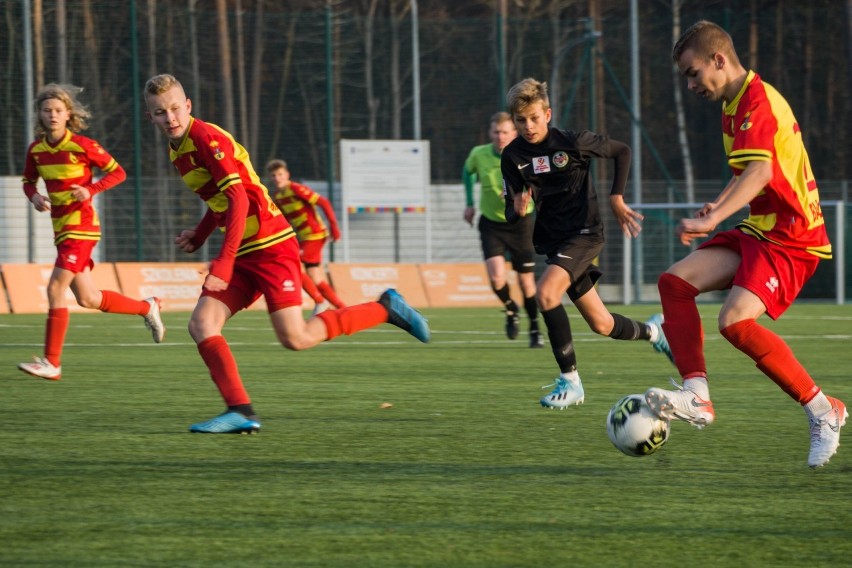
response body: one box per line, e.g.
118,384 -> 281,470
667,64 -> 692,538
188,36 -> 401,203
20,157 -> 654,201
18,356 -> 62,381
646,313 -> 674,363
808,396 -> 847,468
645,377 -> 715,428
540,371 -> 585,409
378,289 -> 431,343
143,297 -> 166,343
189,411 -> 261,434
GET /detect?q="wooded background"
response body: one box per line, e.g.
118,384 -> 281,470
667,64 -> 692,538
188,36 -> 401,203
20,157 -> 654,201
1,0 -> 850,290
3,0 -> 850,183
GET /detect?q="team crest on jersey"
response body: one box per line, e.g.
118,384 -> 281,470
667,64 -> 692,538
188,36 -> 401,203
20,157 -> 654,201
209,140 -> 225,160
740,112 -> 753,131
552,151 -> 569,168
533,156 -> 551,174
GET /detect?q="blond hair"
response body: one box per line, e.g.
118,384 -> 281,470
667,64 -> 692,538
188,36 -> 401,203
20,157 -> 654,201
144,73 -> 185,98
673,20 -> 740,66
35,83 -> 90,137
506,78 -> 550,116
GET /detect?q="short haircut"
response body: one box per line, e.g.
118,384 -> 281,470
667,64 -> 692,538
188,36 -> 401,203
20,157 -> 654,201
506,78 -> 550,116
490,111 -> 513,126
266,159 -> 288,173
35,83 -> 90,136
144,73 -> 185,98
672,20 -> 740,66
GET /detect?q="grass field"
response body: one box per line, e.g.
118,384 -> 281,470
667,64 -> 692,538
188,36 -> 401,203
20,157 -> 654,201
1,303 -> 850,567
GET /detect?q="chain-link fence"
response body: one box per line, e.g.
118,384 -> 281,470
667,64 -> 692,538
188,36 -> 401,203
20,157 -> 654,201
2,1 -> 850,301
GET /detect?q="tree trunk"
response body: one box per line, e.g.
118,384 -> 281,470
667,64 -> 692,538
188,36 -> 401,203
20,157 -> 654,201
5,0 -> 18,170
56,0 -> 67,83
249,0 -> 265,153
671,0 -> 694,203
267,17 -> 297,162
235,0 -> 248,143
34,0 -> 44,90
365,0 -> 380,139
81,0 -> 105,138
188,0 -> 202,114
216,0 -> 236,133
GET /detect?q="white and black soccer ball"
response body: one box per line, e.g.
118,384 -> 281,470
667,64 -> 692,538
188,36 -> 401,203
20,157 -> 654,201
606,394 -> 670,457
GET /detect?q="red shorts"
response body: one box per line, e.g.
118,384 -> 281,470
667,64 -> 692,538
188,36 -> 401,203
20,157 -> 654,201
54,239 -> 97,273
698,229 -> 820,319
201,237 -> 303,313
299,238 -> 327,266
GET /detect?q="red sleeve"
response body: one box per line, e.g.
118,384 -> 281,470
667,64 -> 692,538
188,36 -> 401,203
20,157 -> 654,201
78,136 -> 126,195
22,143 -> 39,200
189,208 -> 218,250
87,163 -> 127,195
316,195 -> 340,237
207,186 -> 248,284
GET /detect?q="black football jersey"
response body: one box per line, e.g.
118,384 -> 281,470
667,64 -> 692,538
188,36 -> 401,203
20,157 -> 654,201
501,128 -> 623,254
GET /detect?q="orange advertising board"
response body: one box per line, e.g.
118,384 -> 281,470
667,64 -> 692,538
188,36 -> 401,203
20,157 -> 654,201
0,279 -> 9,314
327,263 -> 429,308
419,263 -> 502,307
1,263 -> 120,314
112,262 -> 311,313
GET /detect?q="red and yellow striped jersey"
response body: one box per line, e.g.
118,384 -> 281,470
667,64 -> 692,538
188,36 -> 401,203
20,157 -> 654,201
723,71 -> 831,258
169,117 -> 294,282
272,181 -> 331,242
22,130 -> 126,245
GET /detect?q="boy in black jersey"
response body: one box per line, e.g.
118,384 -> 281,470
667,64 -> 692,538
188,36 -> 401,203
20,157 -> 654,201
500,77 -> 672,409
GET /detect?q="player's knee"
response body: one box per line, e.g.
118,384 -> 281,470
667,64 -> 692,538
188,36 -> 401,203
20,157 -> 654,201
187,316 -> 221,343
277,332 -> 313,351
536,288 -> 561,310
76,292 -> 101,310
587,317 -> 611,336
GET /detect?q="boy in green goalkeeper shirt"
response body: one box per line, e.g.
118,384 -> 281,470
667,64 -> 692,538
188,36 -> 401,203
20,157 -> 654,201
463,112 -> 542,348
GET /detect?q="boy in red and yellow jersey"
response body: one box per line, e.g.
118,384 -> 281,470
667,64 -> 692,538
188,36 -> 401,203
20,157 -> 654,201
266,159 -> 346,314
643,21 -> 845,468
18,84 -> 164,382
144,74 -> 429,434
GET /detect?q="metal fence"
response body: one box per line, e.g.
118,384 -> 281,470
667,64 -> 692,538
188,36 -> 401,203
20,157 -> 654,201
3,174 -> 849,304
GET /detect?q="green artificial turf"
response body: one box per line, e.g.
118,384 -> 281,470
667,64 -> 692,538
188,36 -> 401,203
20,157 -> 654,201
1,304 -> 850,567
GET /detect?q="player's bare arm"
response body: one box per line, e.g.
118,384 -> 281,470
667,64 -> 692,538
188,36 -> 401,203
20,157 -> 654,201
678,160 -> 772,245
609,194 -> 644,238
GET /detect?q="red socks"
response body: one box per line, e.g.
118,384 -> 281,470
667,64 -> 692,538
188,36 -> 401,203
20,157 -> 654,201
301,271 -> 324,304
197,335 -> 251,406
317,281 -> 346,309
44,308 -> 69,367
98,290 -> 149,315
720,319 -> 820,404
315,302 -> 387,340
657,273 -> 706,379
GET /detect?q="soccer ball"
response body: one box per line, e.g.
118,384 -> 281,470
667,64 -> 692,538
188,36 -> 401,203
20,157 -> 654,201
606,394 -> 670,457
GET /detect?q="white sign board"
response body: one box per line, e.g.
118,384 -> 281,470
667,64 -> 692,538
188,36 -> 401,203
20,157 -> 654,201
339,139 -> 431,261
340,139 -> 429,210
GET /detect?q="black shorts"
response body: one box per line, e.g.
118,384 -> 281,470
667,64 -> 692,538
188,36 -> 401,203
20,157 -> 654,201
478,215 -> 536,273
544,233 -> 604,302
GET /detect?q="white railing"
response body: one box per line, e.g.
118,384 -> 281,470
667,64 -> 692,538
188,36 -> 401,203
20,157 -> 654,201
622,201 -> 846,305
